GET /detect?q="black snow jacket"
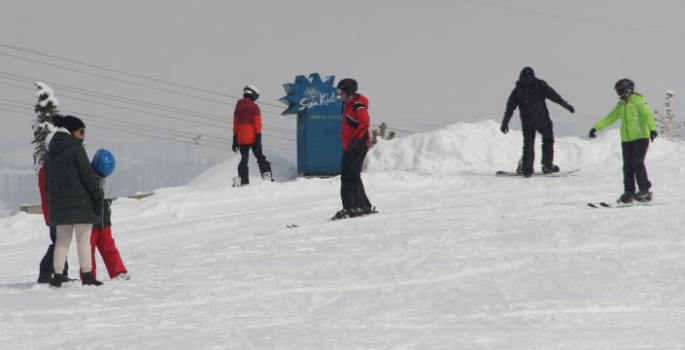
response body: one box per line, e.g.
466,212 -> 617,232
94,198 -> 113,229
44,130 -> 104,225
502,67 -> 573,129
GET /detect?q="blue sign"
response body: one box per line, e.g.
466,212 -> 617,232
280,73 -> 343,176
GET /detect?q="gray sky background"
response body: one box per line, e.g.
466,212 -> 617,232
1,0 -> 685,159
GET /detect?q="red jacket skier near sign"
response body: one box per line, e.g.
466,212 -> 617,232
233,95 -> 262,146
332,78 -> 375,220
232,85 -> 272,186
341,94 -> 371,151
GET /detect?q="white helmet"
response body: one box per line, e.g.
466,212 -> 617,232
243,85 -> 260,100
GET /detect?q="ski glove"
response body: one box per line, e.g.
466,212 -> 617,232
564,103 -> 575,114
588,128 -> 597,139
500,122 -> 509,134
255,133 -> 262,145
650,130 -> 658,142
232,135 -> 238,153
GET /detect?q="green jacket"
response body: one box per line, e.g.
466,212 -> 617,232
45,130 -> 104,225
593,93 -> 657,142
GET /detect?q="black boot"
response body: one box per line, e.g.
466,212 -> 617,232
82,272 -> 103,286
50,274 -> 63,288
37,274 -> 52,284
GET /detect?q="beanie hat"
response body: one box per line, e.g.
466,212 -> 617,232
53,115 -> 85,133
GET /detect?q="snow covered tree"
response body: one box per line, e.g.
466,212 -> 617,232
32,82 -> 60,171
654,90 -> 682,139
370,122 -> 396,147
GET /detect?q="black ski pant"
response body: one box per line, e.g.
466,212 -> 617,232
39,225 -> 69,278
341,147 -> 372,211
621,139 -> 651,194
521,120 -> 554,174
238,144 -> 271,185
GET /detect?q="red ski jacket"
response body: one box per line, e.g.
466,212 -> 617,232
233,98 -> 262,145
38,165 -> 49,226
341,94 -> 371,151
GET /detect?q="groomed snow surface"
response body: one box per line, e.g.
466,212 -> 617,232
2,120 -> 685,350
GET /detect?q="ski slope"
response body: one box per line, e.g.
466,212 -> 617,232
1,120 -> 685,350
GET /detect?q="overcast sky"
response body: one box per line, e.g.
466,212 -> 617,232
2,0 -> 685,157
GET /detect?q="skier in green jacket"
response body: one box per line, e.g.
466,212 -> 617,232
588,79 -> 658,204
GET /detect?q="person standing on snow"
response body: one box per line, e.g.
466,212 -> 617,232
332,78 -> 375,220
44,115 -> 104,288
232,85 -> 272,186
588,79 -> 658,204
86,149 -> 130,281
37,157 -> 73,284
500,67 -> 575,177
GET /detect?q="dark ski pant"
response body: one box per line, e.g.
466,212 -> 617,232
79,226 -> 127,280
521,120 -> 554,174
341,147 -> 372,210
621,139 -> 651,194
238,144 -> 271,185
39,225 -> 69,278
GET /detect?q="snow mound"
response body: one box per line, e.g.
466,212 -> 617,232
187,150 -> 297,190
364,120 -> 684,174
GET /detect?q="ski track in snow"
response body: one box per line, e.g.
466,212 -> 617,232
2,122 -> 685,349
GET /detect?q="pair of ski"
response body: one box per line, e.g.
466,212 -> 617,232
286,208 -> 379,228
587,201 -> 652,209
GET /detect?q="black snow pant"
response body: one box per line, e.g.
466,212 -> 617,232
238,144 -> 272,185
341,147 -> 372,211
621,139 -> 651,194
521,120 -> 554,174
39,226 -> 69,278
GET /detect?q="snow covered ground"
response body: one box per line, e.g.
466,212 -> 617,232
2,120 -> 685,350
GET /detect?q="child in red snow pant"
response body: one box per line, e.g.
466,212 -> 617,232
81,198 -> 128,280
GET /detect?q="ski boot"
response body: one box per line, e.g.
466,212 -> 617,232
37,275 -> 52,284
232,176 -> 242,188
50,274 -> 64,289
332,209 -> 349,220
617,192 -> 635,204
348,207 -> 366,218
82,272 -> 103,286
517,159 -> 533,177
362,206 -> 378,215
542,164 -> 560,174
115,272 -> 131,281
635,190 -> 653,202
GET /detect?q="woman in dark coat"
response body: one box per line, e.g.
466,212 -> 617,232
44,115 -> 104,288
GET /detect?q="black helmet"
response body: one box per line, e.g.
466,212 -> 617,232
243,85 -> 260,101
336,78 -> 358,95
614,79 -> 634,95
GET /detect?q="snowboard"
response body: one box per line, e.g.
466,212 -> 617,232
496,168 -> 580,177
232,172 -> 273,188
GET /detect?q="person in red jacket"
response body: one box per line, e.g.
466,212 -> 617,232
37,163 -> 73,283
232,85 -> 272,186
332,78 -> 375,220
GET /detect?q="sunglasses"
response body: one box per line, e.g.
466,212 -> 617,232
76,128 -> 85,136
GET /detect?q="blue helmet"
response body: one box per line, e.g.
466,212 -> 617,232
92,149 -> 116,177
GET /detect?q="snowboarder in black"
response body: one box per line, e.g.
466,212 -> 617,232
500,67 -> 575,177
